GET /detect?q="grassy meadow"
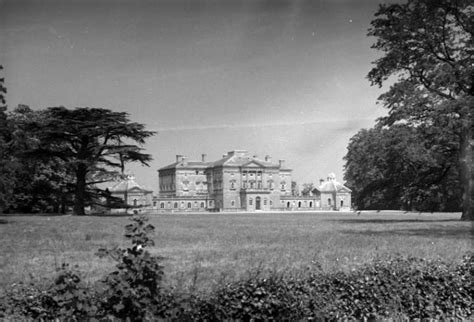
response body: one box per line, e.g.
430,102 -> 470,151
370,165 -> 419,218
0,211 -> 471,294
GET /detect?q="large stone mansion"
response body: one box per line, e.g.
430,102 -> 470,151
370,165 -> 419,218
110,150 -> 352,212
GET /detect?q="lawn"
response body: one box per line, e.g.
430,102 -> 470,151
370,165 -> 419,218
0,211 -> 471,294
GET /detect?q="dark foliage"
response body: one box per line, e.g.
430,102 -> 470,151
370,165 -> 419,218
344,124 -> 462,212
194,254 -> 472,320
96,214 -> 165,320
0,264 -> 97,320
0,105 -> 155,214
2,253 -> 471,320
22,106 -> 156,216
364,0 -> 473,219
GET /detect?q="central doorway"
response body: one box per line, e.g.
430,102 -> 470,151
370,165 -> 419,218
255,196 -> 261,210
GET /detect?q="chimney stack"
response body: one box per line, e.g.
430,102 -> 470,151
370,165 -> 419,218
319,178 -> 324,185
265,155 -> 271,162
202,153 -> 207,162
176,155 -> 183,162
279,159 -> 285,168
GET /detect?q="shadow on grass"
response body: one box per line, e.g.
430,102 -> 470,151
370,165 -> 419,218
330,218 -> 460,224
0,213 -> 69,217
87,213 -> 131,217
340,226 -> 472,240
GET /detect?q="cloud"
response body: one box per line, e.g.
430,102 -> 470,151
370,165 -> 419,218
152,117 -> 375,132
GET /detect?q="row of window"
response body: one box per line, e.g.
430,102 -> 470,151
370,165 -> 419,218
157,201 -> 208,209
248,198 -> 272,206
283,200 -> 315,208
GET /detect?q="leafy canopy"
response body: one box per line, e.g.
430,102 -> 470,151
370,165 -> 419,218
27,107 -> 156,215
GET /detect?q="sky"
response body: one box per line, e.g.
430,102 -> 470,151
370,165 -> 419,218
0,0 -> 391,191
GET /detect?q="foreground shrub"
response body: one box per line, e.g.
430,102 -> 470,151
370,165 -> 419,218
195,253 -> 473,320
96,214 -> 165,320
1,264 -> 96,320
197,275 -> 307,320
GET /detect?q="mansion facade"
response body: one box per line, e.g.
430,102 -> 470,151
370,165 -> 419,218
149,150 -> 351,212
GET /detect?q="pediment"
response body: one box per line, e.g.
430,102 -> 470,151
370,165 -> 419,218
241,160 -> 265,168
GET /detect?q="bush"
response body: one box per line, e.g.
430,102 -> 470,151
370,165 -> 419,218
96,214 -> 165,320
194,253 -> 473,320
1,264 -> 96,320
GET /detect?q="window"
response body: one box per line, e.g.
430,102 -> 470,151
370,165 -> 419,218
181,201 -> 185,208
268,180 -> 273,190
249,198 -> 253,206
231,200 -> 235,207
133,199 -> 137,206
153,201 -> 157,207
270,200 -> 273,206
188,202 -> 192,208
309,201 -> 313,208
194,201 -> 198,208
200,202 -> 205,208
167,201 -> 171,208
298,201 -> 302,208
160,202 -> 165,209
263,199 -> 267,205
231,181 -> 235,189
174,202 -> 178,208
182,180 -> 189,191
257,181 -> 262,189
328,198 -> 332,206
287,202 -> 290,208
340,200 -> 344,207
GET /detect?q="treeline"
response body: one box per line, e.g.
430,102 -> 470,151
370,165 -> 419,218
344,120 -> 462,212
0,69 -> 155,215
1,105 -> 71,213
343,0 -> 472,218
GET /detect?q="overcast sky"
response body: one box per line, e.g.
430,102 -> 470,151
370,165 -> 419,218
1,0 -> 390,191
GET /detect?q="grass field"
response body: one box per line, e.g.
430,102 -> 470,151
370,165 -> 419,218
0,211 -> 472,294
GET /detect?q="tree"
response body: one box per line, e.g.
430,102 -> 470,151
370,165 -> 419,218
291,181 -> 300,196
0,65 -> 15,213
344,124 -> 461,211
301,183 -> 314,196
3,105 -> 74,213
27,107 -> 155,215
368,0 -> 473,220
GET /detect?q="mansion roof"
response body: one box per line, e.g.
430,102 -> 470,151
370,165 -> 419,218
159,150 -> 291,171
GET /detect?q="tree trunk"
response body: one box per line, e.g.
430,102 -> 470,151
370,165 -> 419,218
73,165 -> 87,216
459,123 -> 473,220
